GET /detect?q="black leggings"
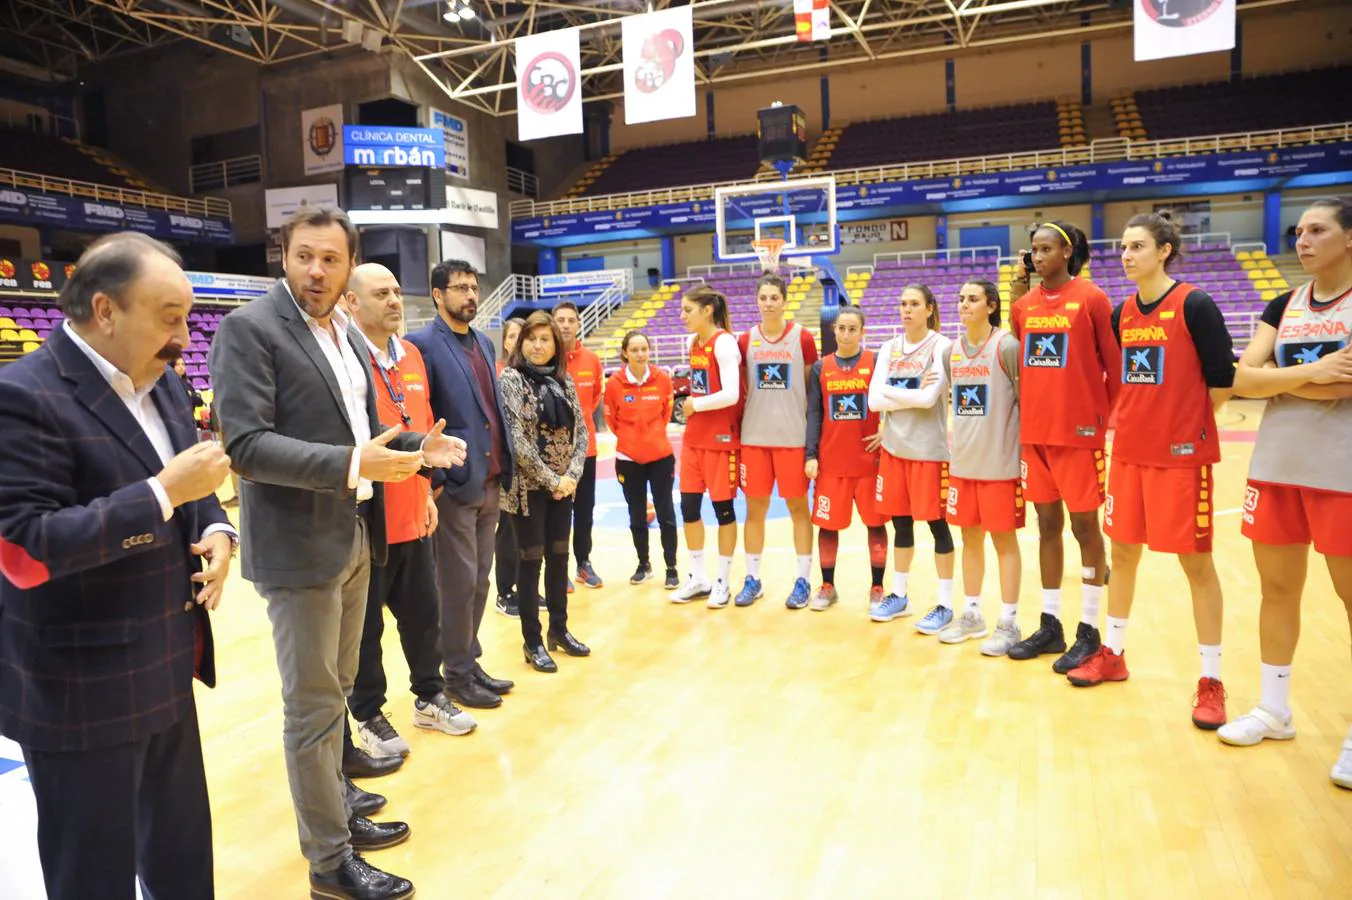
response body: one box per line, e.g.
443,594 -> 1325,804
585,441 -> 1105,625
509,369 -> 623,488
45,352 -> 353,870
494,514 -> 518,598
512,490 -> 574,647
615,455 -> 678,570
572,455 -> 597,565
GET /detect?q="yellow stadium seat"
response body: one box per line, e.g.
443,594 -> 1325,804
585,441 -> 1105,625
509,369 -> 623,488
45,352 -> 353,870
22,341 -> 40,353
1253,279 -> 1270,290
0,318 -> 15,329
1,329 -> 19,341
1235,250 -> 1252,260
1260,290 -> 1278,301
1241,260 -> 1258,270
1263,269 -> 1280,279
18,329 -> 38,341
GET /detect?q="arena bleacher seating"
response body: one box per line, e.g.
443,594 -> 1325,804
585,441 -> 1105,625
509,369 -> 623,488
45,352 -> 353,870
577,134 -> 762,196
1134,66 -> 1352,140
0,127 -> 161,192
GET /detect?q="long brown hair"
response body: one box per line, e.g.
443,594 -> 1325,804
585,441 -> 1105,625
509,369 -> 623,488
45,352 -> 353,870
683,285 -> 732,333
509,310 -> 568,381
1125,211 -> 1185,271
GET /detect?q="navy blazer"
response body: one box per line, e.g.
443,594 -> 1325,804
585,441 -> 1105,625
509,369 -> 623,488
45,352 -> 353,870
407,317 -> 514,504
0,327 -> 231,752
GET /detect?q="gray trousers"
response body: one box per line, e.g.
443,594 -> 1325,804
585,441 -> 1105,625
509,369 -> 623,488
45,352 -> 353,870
259,516 -> 370,873
434,482 -> 500,680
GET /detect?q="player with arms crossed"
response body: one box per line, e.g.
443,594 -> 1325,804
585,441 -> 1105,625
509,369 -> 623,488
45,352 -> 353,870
803,306 -> 888,611
1006,221 -> 1122,674
1218,197 -> 1352,789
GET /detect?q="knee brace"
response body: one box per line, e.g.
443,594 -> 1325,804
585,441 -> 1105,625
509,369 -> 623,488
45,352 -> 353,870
680,492 -> 704,524
929,519 -> 955,555
712,499 -> 737,526
892,516 -> 915,549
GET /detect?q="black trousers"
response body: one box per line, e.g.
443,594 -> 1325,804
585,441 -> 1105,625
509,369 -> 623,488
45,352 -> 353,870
513,490 -> 574,647
615,455 -> 678,569
349,536 -> 445,722
571,455 -> 597,565
23,702 -> 213,900
494,512 -> 519,598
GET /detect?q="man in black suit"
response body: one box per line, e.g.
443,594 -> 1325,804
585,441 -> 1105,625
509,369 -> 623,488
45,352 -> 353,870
0,233 -> 236,900
210,207 -> 466,900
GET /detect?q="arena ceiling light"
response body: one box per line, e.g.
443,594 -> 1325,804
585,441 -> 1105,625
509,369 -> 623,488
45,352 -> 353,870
444,0 -> 476,22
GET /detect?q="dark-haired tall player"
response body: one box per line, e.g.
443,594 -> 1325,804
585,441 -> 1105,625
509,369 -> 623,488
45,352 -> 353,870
1006,221 -> 1121,674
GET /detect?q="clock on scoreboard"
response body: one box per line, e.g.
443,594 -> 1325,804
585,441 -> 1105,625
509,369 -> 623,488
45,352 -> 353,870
346,167 -> 447,211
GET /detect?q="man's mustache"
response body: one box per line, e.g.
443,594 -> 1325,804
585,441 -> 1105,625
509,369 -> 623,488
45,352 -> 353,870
157,343 -> 184,361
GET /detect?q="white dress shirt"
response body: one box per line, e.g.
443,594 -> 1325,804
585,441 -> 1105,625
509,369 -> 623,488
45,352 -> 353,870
62,321 -> 238,544
283,285 -> 374,501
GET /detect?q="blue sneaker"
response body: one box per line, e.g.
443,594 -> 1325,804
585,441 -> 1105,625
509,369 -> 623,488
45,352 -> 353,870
915,604 -> 954,635
734,576 -> 763,607
870,593 -> 910,622
785,577 -> 812,609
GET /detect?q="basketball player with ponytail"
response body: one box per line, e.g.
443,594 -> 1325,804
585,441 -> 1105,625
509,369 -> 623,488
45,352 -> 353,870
868,284 -> 956,630
940,280 -> 1026,654
804,306 -> 888,610
670,287 -> 743,610
1064,212 -> 1235,731
1006,220 -> 1121,674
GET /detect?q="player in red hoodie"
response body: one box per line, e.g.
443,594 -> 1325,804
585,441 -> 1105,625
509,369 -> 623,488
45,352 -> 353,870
603,330 -> 679,589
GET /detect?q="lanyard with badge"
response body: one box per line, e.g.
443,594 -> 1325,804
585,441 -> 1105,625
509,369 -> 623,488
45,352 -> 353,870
370,340 -> 411,427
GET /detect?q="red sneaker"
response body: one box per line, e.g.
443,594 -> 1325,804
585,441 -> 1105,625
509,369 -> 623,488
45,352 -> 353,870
1192,677 -> 1228,730
1066,646 -> 1129,686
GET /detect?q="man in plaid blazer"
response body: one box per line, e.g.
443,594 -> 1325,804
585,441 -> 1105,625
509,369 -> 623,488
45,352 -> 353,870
0,233 -> 235,900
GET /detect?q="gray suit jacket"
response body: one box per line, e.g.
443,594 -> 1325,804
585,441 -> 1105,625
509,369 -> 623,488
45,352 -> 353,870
208,281 -> 423,587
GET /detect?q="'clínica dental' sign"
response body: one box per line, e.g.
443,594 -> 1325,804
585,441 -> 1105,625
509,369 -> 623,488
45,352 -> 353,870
342,126 -> 446,168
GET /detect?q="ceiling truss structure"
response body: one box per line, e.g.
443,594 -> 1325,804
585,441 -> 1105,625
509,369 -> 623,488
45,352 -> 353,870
0,0 -> 1316,116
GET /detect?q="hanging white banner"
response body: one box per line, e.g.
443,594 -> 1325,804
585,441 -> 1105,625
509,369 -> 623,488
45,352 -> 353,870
621,7 -> 696,125
1134,0 -> 1235,62
301,104 -> 344,175
515,28 -> 584,141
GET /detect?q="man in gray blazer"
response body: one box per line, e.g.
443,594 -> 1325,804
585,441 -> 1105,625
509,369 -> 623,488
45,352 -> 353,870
209,206 -> 466,900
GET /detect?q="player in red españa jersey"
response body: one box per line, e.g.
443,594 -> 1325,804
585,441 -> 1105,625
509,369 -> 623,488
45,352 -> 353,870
1005,220 -> 1121,674
669,286 -> 743,610
1219,197 -> 1352,790
803,306 -> 888,611
1065,213 -> 1235,732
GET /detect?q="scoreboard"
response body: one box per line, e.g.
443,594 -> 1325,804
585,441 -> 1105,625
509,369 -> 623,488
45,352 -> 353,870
346,167 -> 447,211
757,104 -> 808,165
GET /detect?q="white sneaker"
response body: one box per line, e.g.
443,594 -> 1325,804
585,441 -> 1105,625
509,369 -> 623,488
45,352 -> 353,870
706,581 -> 731,609
413,694 -> 477,736
1217,705 -> 1295,747
669,574 -> 712,603
938,610 -> 988,644
357,712 -> 410,758
1331,733 -> 1352,790
980,619 -> 1021,657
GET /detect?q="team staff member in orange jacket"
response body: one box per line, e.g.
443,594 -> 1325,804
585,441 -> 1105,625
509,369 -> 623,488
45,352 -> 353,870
604,330 -> 680,589
342,264 -> 477,771
554,301 -> 606,589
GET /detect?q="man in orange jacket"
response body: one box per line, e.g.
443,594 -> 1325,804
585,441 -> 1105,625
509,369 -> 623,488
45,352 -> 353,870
554,301 -> 606,589
342,264 -> 477,772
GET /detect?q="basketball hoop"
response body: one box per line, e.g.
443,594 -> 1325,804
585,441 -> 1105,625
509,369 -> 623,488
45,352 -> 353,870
751,237 -> 786,274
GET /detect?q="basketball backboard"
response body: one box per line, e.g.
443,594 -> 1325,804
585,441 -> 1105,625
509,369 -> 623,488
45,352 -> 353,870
714,175 -> 838,263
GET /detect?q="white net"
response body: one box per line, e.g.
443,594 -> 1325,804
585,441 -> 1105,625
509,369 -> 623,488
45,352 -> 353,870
751,238 -> 786,274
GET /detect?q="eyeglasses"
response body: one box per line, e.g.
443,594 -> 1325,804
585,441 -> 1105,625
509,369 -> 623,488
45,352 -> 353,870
443,283 -> 479,296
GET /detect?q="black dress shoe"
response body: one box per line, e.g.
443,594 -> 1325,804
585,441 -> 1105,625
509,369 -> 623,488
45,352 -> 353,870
474,668 -> 515,695
445,677 -> 502,709
523,642 -> 557,673
345,777 -> 386,818
310,854 -> 414,900
343,746 -> 404,780
547,630 -> 591,657
347,816 -> 410,852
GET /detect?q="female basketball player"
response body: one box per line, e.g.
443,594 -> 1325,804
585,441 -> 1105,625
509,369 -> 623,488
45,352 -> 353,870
804,306 -> 888,611
737,274 -> 819,609
1063,213 -> 1235,731
1005,220 -> 1121,674
670,286 -> 743,609
1217,197 -> 1352,788
603,330 -> 679,589
868,284 -> 956,630
939,280 -> 1025,655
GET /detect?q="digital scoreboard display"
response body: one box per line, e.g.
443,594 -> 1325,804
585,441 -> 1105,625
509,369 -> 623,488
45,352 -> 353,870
757,104 -> 808,164
346,167 -> 445,211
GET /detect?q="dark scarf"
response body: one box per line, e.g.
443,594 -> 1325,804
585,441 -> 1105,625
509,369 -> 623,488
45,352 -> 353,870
517,362 -> 575,432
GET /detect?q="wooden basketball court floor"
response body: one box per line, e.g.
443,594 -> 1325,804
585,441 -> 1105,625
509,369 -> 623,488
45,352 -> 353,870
8,399 -> 1348,898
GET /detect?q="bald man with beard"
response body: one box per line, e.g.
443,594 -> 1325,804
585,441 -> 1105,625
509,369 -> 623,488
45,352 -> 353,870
341,264 -> 477,768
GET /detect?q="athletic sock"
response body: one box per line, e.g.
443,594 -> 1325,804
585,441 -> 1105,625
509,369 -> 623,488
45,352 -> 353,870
716,555 -> 734,589
936,578 -> 954,610
1042,588 -> 1062,617
821,566 -> 836,585
689,550 -> 706,581
1105,615 -> 1129,654
796,554 -> 812,582
1259,662 -> 1293,720
745,553 -> 762,580
870,566 -> 886,588
1081,584 -> 1103,627
999,603 -> 1019,624
892,572 -> 909,597
1200,644 -> 1222,681
964,595 -> 982,614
